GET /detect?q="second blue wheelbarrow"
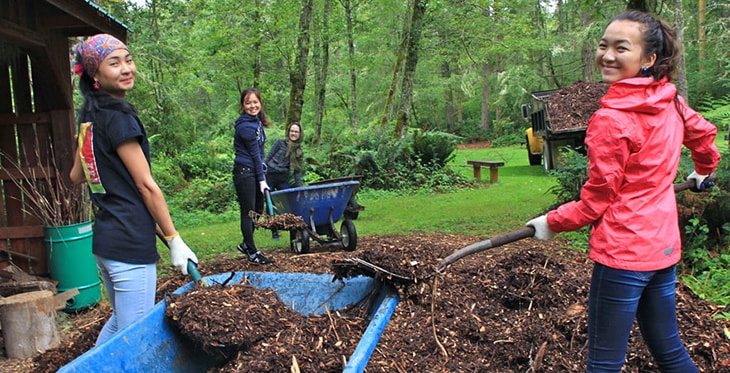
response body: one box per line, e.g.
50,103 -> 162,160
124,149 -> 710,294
270,180 -> 360,253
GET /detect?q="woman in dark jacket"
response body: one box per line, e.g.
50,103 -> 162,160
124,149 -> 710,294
264,122 -> 304,239
232,88 -> 274,264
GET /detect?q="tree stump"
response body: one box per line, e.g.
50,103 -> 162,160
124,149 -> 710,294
0,290 -> 60,358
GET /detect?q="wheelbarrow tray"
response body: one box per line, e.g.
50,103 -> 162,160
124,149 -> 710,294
58,271 -> 399,373
270,180 -> 358,226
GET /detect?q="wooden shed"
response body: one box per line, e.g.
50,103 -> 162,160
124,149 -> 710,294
0,0 -> 128,275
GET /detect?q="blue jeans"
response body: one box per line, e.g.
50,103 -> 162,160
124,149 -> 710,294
95,256 -> 157,345
586,263 -> 697,373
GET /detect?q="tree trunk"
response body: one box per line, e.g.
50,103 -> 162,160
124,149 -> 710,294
312,0 -> 332,144
698,0 -> 706,71
394,0 -> 428,137
381,27 -> 407,127
442,60 -> 455,131
674,0 -> 688,99
0,290 -> 60,359
580,11 -> 594,82
286,0 -> 314,126
480,61 -> 491,131
342,0 -> 359,133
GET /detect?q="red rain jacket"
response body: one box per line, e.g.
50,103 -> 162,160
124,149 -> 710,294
547,77 -> 721,271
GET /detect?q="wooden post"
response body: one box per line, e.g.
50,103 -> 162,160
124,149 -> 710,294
0,290 -> 60,358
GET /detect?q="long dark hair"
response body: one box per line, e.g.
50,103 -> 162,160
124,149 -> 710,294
610,10 -> 680,82
238,88 -> 270,127
76,71 -> 136,126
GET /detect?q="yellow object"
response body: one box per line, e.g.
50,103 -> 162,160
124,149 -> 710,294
525,128 -> 543,154
164,232 -> 180,241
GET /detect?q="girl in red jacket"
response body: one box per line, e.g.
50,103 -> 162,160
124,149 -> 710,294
526,10 -> 721,373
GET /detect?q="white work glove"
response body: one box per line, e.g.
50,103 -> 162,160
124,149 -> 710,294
526,215 -> 557,241
687,170 -> 709,192
259,180 -> 270,195
166,234 -> 198,275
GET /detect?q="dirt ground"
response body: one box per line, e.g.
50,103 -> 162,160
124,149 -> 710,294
2,233 -> 728,372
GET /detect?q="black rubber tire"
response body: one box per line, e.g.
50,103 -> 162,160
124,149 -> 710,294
526,135 -> 542,166
289,229 -> 310,254
340,220 -> 358,251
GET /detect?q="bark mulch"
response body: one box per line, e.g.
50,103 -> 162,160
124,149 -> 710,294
2,233 -> 728,372
546,81 -> 609,131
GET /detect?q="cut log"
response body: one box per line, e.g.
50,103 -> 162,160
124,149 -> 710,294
0,290 -> 60,358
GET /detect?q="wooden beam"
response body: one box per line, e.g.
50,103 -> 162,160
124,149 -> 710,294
0,112 -> 51,126
44,0 -> 129,41
0,225 -> 44,239
0,19 -> 46,47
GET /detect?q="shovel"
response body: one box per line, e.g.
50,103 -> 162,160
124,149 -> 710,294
438,175 -> 717,272
156,231 -> 209,286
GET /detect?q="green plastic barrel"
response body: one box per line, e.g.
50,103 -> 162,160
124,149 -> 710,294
44,221 -> 101,311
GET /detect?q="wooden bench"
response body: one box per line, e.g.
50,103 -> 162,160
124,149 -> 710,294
466,160 -> 505,183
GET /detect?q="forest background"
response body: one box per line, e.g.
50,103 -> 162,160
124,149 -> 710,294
90,0 -> 730,307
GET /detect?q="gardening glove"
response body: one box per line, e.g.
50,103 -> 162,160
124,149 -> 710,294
166,233 -> 198,275
687,171 -> 711,192
526,215 -> 557,241
259,180 -> 270,195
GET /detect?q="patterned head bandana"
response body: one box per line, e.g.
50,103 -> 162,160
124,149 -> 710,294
74,34 -> 128,78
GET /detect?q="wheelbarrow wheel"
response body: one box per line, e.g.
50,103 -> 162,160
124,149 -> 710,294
340,220 -> 357,251
289,229 -> 310,254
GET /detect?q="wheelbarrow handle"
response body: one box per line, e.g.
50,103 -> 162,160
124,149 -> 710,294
438,227 -> 535,272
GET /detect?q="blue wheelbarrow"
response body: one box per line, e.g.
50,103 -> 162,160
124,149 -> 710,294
58,272 -> 398,373
270,180 -> 359,254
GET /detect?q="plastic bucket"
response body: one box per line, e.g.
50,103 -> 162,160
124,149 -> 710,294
44,221 -> 101,311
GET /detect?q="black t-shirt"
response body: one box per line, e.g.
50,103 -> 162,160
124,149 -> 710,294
78,109 -> 159,264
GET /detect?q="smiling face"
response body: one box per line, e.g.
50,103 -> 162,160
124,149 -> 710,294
94,49 -> 136,98
596,20 -> 656,84
242,92 -> 261,117
288,124 -> 301,141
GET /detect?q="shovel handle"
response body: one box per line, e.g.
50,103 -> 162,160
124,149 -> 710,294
265,189 -> 275,216
156,231 -> 207,286
187,259 -> 203,283
439,175 -> 717,272
438,227 -> 535,271
673,174 -> 717,193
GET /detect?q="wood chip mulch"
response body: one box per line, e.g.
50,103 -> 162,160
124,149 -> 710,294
4,233 -> 729,372
546,81 -> 609,131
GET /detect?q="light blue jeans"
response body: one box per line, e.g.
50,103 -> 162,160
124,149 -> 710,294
586,263 -> 697,372
95,256 -> 157,345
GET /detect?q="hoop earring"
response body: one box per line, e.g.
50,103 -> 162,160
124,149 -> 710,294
640,67 -> 649,75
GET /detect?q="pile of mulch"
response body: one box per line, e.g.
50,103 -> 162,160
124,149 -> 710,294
4,233 -> 729,372
547,81 -> 609,131
165,281 -> 370,372
252,212 -> 307,230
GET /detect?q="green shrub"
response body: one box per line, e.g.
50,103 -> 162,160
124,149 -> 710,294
547,147 -> 589,208
411,130 -> 460,169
